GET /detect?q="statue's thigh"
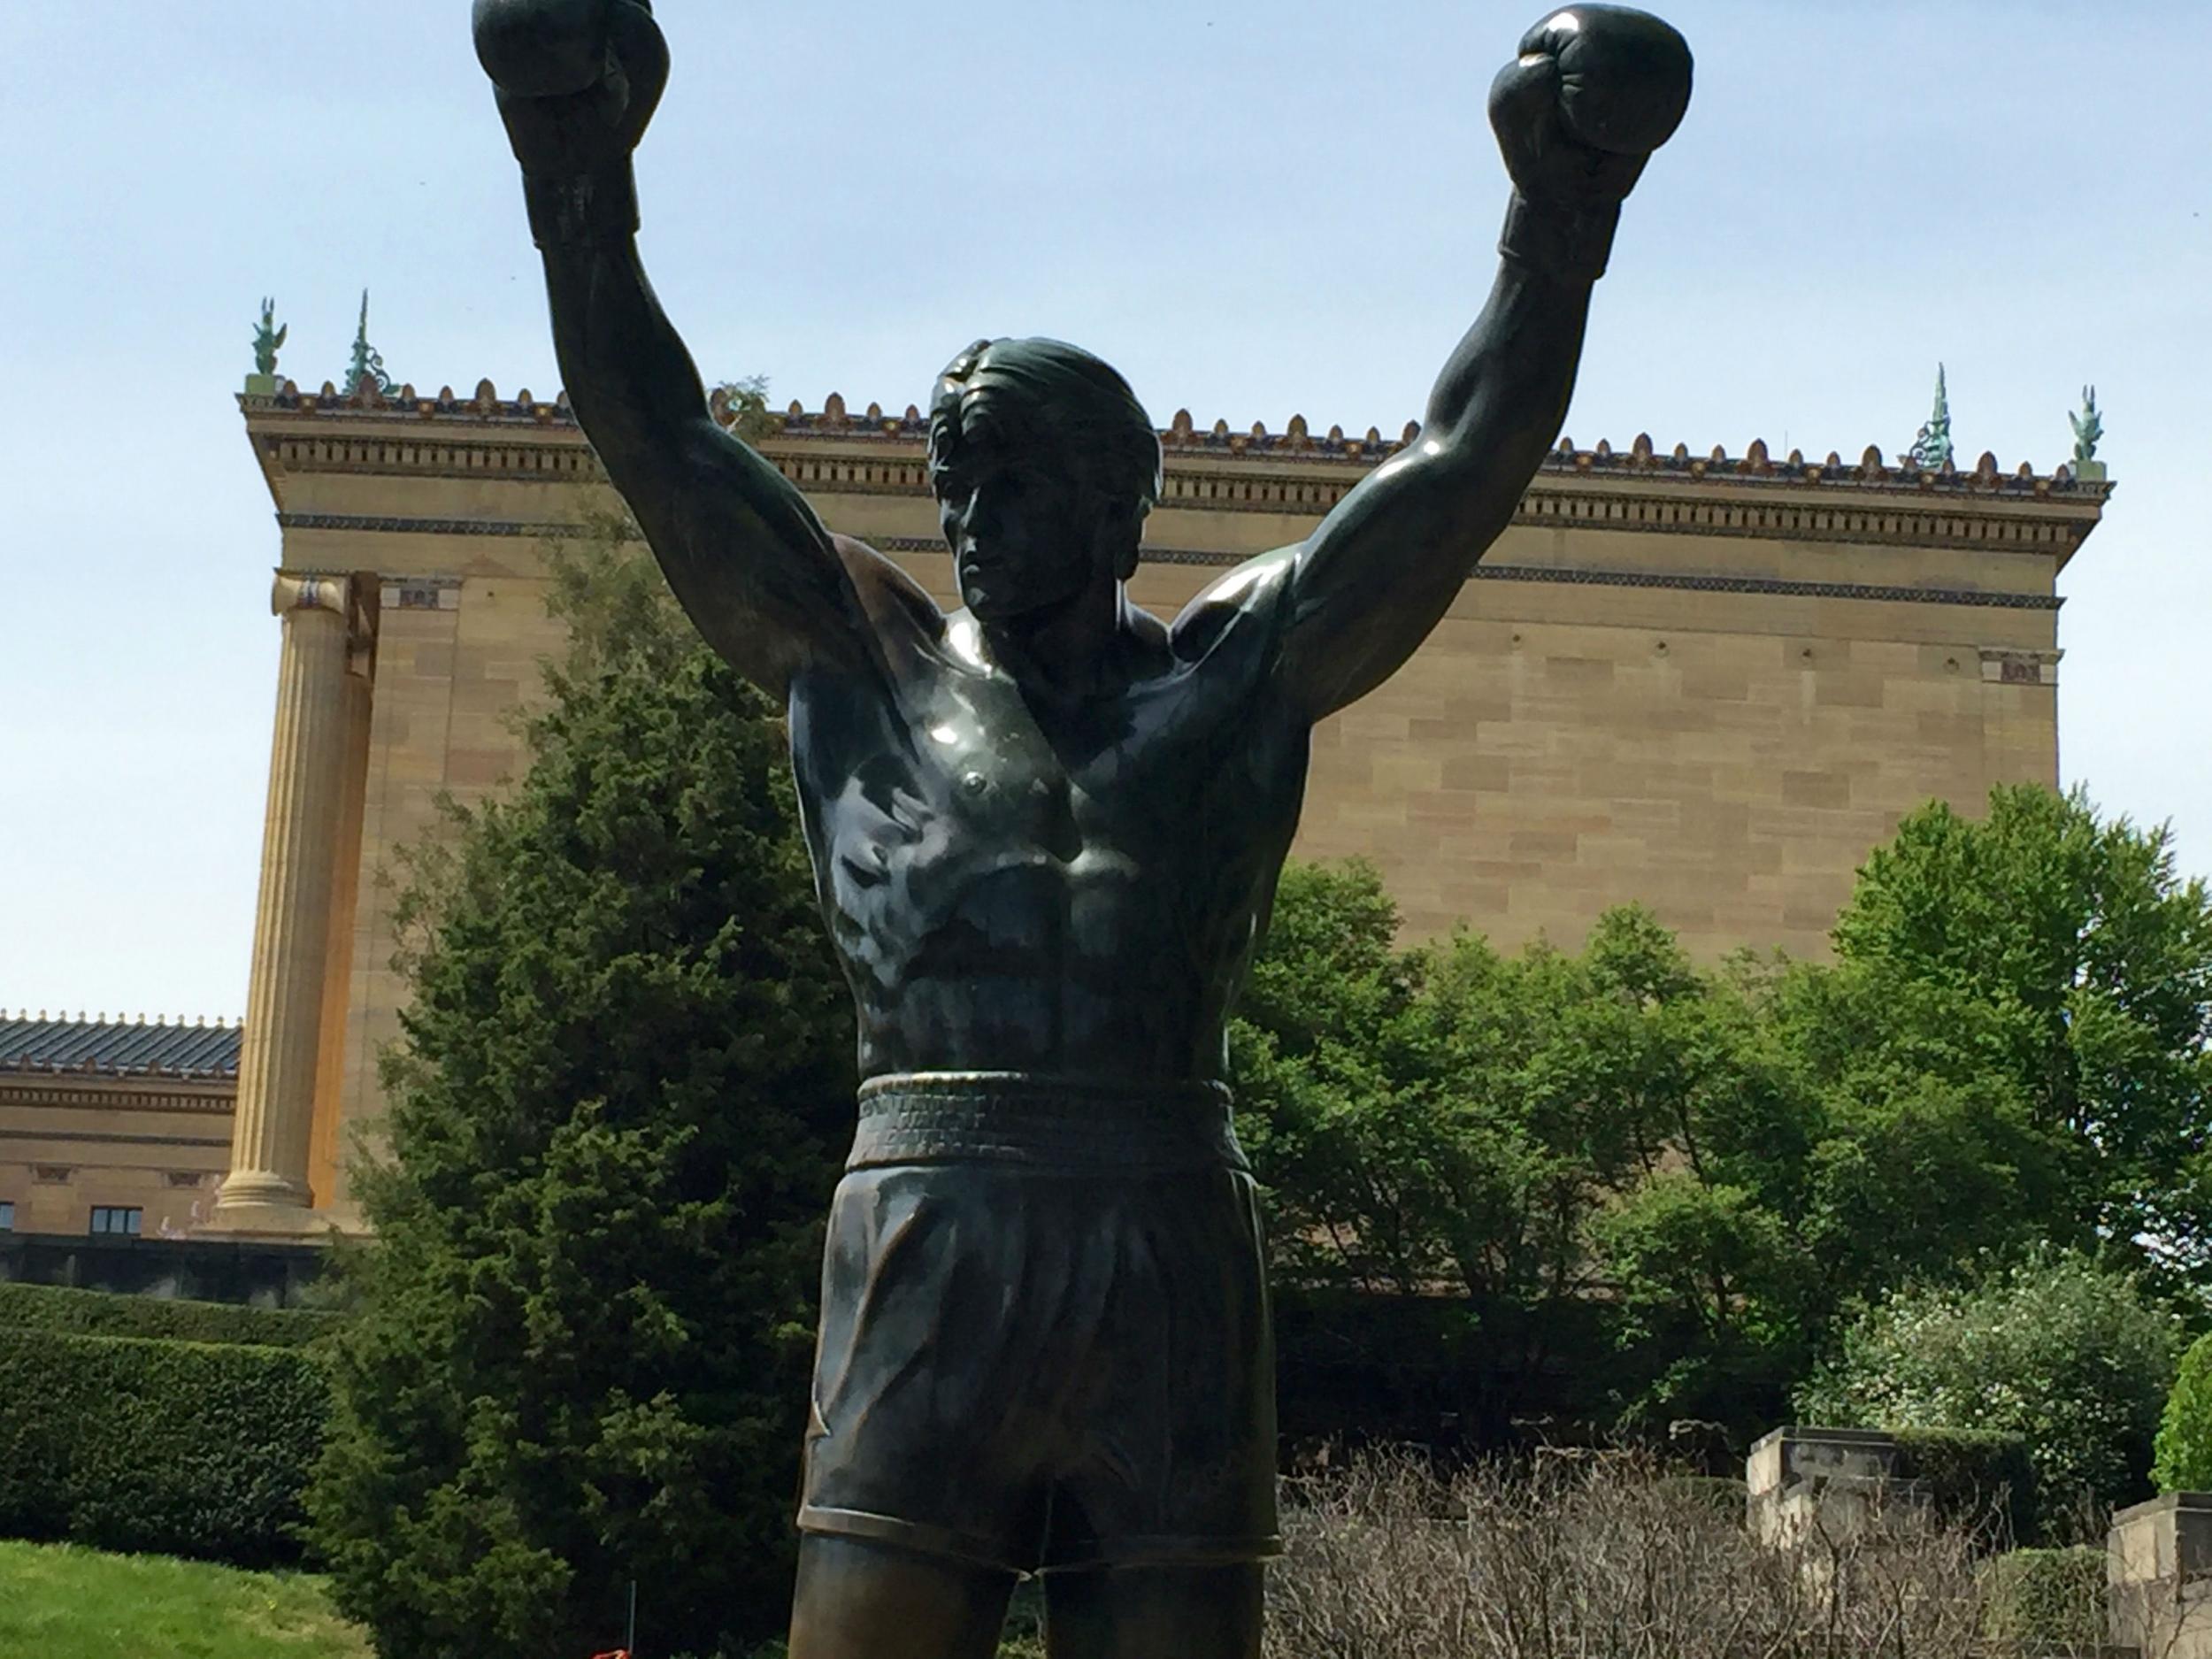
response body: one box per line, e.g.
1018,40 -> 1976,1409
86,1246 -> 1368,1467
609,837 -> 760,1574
787,1535 -> 1015,1659
1044,1562 -> 1265,1659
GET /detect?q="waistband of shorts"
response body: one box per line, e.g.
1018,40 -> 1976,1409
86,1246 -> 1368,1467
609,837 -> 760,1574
849,1071 -> 1247,1172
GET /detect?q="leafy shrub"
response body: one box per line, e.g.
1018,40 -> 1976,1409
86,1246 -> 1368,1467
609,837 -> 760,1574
1892,1426 -> 2038,1543
1978,1547 -> 2107,1651
0,1327 -> 329,1566
1799,1252 -> 2178,1525
0,1281 -> 337,1348
2154,1333 -> 2212,1492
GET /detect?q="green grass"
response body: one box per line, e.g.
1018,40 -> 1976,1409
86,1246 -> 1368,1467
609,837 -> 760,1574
0,1540 -> 371,1659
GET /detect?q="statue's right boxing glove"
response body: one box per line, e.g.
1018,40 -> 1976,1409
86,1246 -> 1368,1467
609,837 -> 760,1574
1487,5 -> 1692,280
472,0 -> 669,245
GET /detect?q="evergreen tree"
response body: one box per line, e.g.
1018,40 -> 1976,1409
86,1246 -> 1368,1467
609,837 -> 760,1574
308,496 -> 852,1659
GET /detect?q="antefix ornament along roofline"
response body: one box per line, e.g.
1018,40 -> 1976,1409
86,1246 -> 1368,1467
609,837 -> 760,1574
242,379 -> 2114,503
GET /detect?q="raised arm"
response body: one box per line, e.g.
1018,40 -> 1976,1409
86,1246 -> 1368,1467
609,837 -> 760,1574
474,0 -> 911,699
1239,6 -> 1692,721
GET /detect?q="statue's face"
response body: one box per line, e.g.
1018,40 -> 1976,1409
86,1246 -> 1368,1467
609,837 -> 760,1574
932,397 -> 1106,624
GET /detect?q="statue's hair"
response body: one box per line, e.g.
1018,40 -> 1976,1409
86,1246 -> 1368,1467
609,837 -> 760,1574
929,337 -> 1164,518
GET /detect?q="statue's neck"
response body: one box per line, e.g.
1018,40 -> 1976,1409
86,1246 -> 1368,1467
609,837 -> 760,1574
983,579 -> 1136,701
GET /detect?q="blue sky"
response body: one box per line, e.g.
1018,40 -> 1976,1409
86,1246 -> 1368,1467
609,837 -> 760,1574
2,1 -> 2205,1018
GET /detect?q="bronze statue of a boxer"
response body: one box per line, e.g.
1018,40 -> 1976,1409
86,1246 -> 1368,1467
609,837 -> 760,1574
473,5 -> 1691,1651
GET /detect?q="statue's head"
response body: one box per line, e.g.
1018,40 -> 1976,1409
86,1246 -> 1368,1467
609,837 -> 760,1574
928,337 -> 1163,624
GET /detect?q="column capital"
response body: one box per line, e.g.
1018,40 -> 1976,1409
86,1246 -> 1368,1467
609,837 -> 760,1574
273,572 -> 380,679
272,572 -> 349,618
1979,647 -> 2063,687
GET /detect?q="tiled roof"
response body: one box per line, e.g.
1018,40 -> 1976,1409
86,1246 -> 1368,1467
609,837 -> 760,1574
0,1013 -> 242,1079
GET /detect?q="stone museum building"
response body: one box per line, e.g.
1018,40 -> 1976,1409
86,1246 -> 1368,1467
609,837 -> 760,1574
0,368 -> 2110,1240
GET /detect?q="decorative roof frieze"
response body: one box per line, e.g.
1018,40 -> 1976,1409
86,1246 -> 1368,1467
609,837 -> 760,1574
0,1079 -> 237,1117
243,385 -> 2109,497
243,388 -> 2110,565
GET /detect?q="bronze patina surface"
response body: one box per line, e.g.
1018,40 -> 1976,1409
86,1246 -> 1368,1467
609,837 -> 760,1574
474,4 -> 1690,1651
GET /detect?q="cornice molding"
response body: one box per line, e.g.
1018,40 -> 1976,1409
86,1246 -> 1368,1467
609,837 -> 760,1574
280,512 -> 594,539
0,1126 -> 233,1150
242,386 -> 2111,497
250,400 -> 2097,566
0,1078 -> 237,1116
273,519 -> 2063,613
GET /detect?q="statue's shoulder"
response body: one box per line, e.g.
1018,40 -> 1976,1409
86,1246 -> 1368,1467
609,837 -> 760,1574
830,533 -> 946,645
1168,546 -> 1299,671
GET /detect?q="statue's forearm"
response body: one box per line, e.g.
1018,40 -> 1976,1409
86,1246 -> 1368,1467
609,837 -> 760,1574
1421,217 -> 1595,518
521,165 -> 866,698
538,227 -> 713,469
1259,200 -> 1603,717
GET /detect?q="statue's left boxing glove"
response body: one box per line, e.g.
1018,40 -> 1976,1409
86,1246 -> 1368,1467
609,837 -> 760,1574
472,0 -> 668,245
1487,5 -> 1692,280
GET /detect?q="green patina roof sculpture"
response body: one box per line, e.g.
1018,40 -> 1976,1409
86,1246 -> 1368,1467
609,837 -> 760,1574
2070,385 -> 2102,466
342,288 -> 396,398
253,297 -> 288,379
1904,364 -> 1954,471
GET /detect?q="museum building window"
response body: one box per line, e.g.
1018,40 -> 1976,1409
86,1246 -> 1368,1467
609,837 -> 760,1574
0,1201 -> 12,1231
88,1205 -> 142,1237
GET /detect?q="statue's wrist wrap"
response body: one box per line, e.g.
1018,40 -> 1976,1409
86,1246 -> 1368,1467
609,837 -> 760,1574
522,158 -> 640,248
1499,191 -> 1619,283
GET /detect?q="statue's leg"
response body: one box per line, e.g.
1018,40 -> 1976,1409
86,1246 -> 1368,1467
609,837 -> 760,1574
787,1534 -> 1015,1659
1043,1562 -> 1264,1659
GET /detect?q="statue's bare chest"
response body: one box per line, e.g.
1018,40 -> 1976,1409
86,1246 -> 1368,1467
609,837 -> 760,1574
799,670 -> 1186,924
787,649 -> 1302,982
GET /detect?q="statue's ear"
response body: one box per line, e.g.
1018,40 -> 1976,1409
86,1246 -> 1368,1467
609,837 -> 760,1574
1094,497 -> 1142,583
1114,533 -> 1141,584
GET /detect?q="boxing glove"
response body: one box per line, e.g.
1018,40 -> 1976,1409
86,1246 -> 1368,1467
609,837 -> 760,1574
472,0 -> 668,244
1487,6 -> 1692,280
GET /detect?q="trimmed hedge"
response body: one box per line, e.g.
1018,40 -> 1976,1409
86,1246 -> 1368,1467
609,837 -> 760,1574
1893,1425 -> 2040,1543
0,1281 -> 339,1348
0,1326 -> 329,1567
1979,1546 -> 2107,1650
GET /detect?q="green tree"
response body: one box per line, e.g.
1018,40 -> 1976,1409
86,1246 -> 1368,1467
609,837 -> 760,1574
1233,885 -> 1791,1438
308,490 -> 853,1659
2153,1333 -> 2212,1492
1799,1251 -> 2180,1523
1831,785 -> 2212,1287
1609,784 -> 2212,1431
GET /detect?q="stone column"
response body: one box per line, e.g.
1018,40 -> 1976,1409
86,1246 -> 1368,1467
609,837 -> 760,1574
2111,1493 -> 2212,1659
307,618 -> 376,1218
210,573 -> 364,1234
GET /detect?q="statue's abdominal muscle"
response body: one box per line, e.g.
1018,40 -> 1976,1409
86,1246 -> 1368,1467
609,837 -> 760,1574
790,664 -> 1307,1079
